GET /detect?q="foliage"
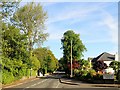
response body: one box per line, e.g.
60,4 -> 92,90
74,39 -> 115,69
2,70 -> 14,84
109,61 -> 120,74
1,1 -> 51,84
2,23 -> 28,60
79,59 -> 91,70
1,1 -> 20,24
67,60 -> 80,70
92,61 -> 108,71
61,30 -> 86,72
13,2 -> 48,52
33,48 -> 58,73
30,56 -> 40,70
58,57 -> 64,71
74,68 -> 100,81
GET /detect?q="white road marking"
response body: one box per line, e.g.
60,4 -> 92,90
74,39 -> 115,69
56,80 -> 60,88
4,78 -> 38,88
26,87 -> 29,88
23,79 -> 48,90
31,83 -> 37,87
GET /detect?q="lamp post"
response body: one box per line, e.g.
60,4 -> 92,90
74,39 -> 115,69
70,40 -> 73,78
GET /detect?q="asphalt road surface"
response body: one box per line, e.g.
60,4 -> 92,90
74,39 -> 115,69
2,72 -> 120,90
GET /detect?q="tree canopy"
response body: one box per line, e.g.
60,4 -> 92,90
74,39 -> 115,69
33,48 -> 58,73
61,30 -> 86,72
61,30 -> 86,61
13,2 -> 48,52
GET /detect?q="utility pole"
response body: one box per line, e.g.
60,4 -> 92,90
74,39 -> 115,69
70,40 -> 73,78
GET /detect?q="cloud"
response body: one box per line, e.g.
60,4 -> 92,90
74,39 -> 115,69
41,2 -> 58,6
99,11 -> 118,44
47,3 -> 107,24
83,39 -> 111,44
45,2 -> 117,45
48,32 -> 62,40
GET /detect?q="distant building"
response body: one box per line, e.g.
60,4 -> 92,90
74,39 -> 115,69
91,52 -> 115,66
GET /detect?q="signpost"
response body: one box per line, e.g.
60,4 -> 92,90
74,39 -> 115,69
70,40 -> 73,78
103,67 -> 114,83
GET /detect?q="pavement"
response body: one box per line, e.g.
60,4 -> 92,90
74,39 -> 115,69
60,78 -> 120,88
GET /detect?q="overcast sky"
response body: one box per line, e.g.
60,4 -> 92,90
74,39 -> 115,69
21,0 -> 118,60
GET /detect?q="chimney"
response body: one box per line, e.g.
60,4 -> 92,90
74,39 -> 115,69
115,52 -> 118,61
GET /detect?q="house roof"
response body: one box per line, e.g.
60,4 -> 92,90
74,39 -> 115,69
92,52 -> 115,62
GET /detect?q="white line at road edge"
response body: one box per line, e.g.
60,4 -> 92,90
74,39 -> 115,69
4,78 -> 38,88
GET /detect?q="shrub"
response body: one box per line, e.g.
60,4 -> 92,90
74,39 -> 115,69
89,69 -> 96,76
93,74 -> 103,80
32,70 -> 37,76
74,69 -> 80,77
2,70 -> 14,84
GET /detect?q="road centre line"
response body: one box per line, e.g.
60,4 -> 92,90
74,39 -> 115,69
30,79 -> 48,88
30,79 -> 48,87
22,79 -> 48,90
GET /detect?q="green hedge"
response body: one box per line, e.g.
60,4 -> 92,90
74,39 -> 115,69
2,70 -> 14,84
2,69 -> 37,84
0,71 -> 2,83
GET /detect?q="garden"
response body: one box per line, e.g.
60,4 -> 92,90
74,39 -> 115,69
61,59 -> 120,84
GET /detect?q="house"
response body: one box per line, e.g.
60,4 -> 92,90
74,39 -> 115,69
91,52 -> 115,66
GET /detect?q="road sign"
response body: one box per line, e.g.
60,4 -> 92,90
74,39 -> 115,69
103,74 -> 114,79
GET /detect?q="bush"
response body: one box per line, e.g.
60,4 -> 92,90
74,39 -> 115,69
2,70 -> 14,84
32,70 -> 37,76
0,71 -> 2,83
74,69 -> 97,81
93,74 -> 103,80
26,69 -> 30,77
74,69 -> 80,77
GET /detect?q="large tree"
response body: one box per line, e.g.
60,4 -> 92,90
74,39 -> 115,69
12,2 -> 48,54
61,30 -> 86,72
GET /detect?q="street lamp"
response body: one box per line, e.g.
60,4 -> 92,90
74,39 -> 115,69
70,40 -> 73,78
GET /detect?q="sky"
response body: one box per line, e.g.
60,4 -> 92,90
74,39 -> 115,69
20,0 -> 118,60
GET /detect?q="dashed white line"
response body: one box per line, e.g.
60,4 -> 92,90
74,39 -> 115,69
23,79 -> 48,90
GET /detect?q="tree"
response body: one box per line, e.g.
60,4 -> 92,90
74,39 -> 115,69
1,22 -> 29,84
2,23 -> 28,59
47,50 -> 58,72
30,56 -> 40,70
58,57 -> 65,71
12,2 -> 48,54
33,48 -> 48,71
33,48 -> 58,73
61,30 -> 86,72
109,61 -> 120,74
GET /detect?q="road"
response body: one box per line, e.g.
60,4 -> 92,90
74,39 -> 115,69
2,72 -> 120,90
